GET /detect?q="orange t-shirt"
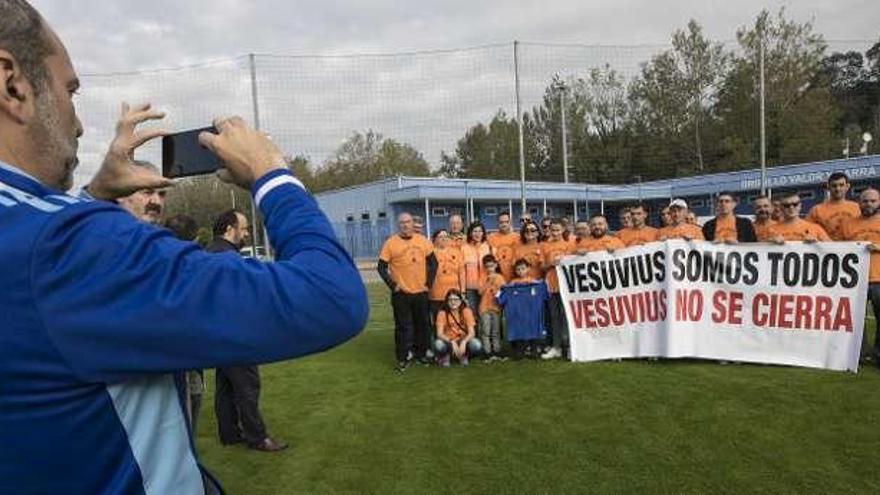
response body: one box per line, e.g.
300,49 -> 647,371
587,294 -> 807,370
514,242 -> 544,281
575,235 -> 626,253
616,226 -> 659,247
430,247 -> 464,301
479,272 -> 506,313
767,219 -> 831,242
806,200 -> 860,241
712,215 -> 737,242
449,232 -> 466,251
460,241 -> 491,290
378,234 -> 434,293
842,215 -> 880,282
753,219 -> 777,242
658,223 -> 705,241
487,232 -> 519,280
542,239 -> 574,293
436,307 -> 476,342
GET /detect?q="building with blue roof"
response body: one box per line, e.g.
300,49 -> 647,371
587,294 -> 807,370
316,155 -> 880,258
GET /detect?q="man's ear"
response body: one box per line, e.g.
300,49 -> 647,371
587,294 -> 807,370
0,49 -> 33,125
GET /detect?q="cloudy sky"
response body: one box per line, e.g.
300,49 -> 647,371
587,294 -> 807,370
30,0 -> 879,186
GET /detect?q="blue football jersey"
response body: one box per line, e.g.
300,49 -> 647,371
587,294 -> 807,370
497,281 -> 549,341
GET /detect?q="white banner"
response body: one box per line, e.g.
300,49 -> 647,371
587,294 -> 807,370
558,240 -> 869,372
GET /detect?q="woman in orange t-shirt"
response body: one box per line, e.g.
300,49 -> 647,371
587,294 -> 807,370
514,220 -> 544,281
429,229 -> 465,340
460,222 -> 492,315
434,289 -> 482,367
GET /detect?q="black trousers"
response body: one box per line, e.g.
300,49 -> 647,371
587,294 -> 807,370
215,366 -> 267,445
392,291 -> 430,362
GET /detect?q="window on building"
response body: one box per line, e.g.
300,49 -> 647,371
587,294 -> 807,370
361,212 -> 371,221
690,199 -> 705,208
345,214 -> 355,222
483,206 -> 498,216
432,207 -> 448,217
529,207 -> 540,216
377,211 -> 387,219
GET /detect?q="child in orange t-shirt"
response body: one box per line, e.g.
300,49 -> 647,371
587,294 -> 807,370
479,254 -> 506,359
434,289 -> 482,367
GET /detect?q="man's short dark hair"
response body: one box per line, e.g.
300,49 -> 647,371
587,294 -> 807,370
828,172 -> 849,184
164,214 -> 198,241
0,0 -> 54,95
779,190 -> 800,201
752,194 -> 769,203
716,191 -> 737,202
213,209 -> 242,237
630,203 -> 647,212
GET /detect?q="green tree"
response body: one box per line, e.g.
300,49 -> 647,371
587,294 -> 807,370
439,110 -> 534,180
313,130 -> 431,192
716,8 -> 839,167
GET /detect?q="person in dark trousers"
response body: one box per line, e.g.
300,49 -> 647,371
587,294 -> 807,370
702,192 -> 757,243
209,209 -> 287,452
378,212 -> 438,370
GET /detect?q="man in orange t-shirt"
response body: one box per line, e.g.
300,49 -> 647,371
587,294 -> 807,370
806,172 -> 860,241
575,215 -> 625,253
841,187 -> 880,364
541,218 -> 575,359
701,192 -> 757,243
615,203 -> 658,247
658,199 -> 704,241
768,191 -> 831,243
751,195 -> 777,242
378,213 -> 438,369
487,211 -> 519,280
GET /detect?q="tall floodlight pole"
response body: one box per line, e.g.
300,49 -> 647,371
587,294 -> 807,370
515,41 -> 526,215
248,53 -> 268,257
561,85 -> 569,183
759,37 -> 767,196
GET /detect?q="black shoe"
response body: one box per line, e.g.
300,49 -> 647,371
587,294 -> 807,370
248,437 -> 288,452
220,437 -> 244,446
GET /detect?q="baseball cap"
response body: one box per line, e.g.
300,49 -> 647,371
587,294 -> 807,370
669,198 -> 688,209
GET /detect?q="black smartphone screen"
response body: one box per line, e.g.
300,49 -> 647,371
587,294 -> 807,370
162,126 -> 221,178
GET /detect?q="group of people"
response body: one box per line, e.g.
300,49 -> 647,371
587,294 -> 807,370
378,172 -> 880,369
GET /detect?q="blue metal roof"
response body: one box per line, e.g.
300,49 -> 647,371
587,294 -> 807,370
316,155 -> 880,204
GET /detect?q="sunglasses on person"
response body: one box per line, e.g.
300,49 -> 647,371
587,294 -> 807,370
781,201 -> 800,208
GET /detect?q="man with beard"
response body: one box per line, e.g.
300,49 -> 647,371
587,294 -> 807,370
842,188 -> 880,365
575,215 -> 625,254
751,195 -> 776,242
615,203 -> 658,247
448,213 -> 465,249
701,192 -> 756,243
807,172 -> 860,241
209,210 -> 287,452
659,206 -> 672,227
116,161 -> 166,224
0,1 -> 367,491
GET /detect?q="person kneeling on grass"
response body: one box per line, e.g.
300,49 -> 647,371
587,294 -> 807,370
434,289 -> 483,367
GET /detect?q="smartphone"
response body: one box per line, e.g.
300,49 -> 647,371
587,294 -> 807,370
162,126 -> 221,178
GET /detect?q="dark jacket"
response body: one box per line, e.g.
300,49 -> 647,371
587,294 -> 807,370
206,237 -> 240,254
702,216 -> 757,242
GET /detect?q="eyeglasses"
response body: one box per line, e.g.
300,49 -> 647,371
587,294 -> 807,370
781,202 -> 800,208
447,297 -> 462,302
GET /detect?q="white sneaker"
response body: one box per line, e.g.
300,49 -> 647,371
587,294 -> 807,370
541,347 -> 561,360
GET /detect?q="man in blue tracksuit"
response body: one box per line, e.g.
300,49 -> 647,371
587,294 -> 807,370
0,2 -> 368,493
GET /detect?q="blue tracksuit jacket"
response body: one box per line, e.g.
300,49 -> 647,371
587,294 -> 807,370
0,163 -> 368,494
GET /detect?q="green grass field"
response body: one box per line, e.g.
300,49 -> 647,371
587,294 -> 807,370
196,283 -> 880,494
